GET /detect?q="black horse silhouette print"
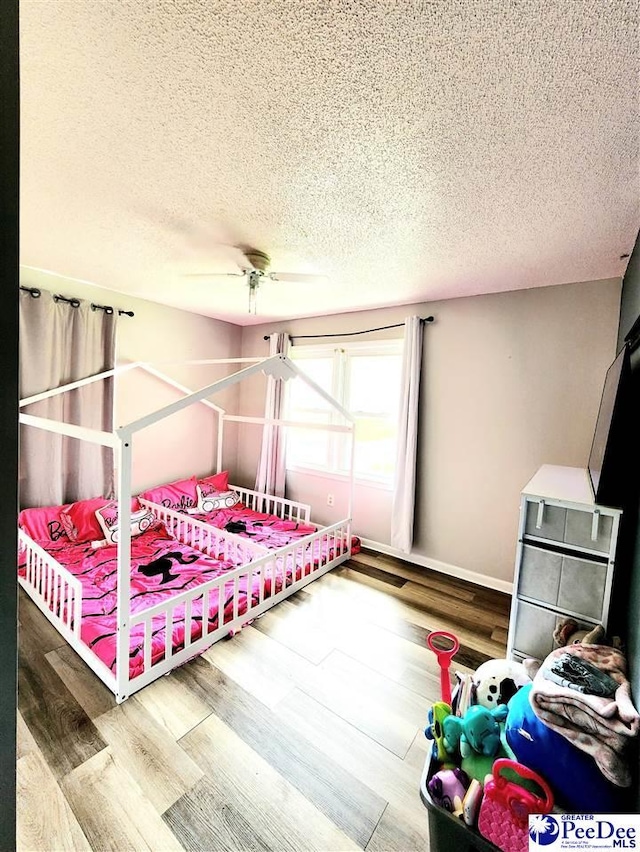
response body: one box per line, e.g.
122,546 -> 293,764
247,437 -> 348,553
138,551 -> 199,584
225,521 -> 248,535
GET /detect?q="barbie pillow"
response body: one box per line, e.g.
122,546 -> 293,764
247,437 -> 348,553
198,471 -> 230,494
19,504 -> 72,543
193,484 -> 240,514
138,476 -> 198,512
60,497 -> 110,542
95,502 -> 155,545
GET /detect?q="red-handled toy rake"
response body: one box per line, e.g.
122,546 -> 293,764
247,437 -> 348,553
426,630 -> 460,705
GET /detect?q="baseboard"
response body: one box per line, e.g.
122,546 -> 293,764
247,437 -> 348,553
358,538 -> 513,596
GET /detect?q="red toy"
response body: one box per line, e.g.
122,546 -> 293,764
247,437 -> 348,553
426,630 -> 460,705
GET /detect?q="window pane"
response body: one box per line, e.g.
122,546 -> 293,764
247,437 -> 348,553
352,415 -> 397,478
348,355 -> 402,415
287,356 -> 334,468
289,358 -> 333,412
287,346 -> 403,483
286,420 -> 331,469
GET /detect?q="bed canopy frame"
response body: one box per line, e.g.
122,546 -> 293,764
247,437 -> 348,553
19,355 -> 355,701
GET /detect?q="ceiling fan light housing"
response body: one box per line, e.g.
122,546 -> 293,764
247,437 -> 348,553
244,249 -> 271,272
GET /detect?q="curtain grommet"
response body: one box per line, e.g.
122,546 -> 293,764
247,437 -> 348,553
91,303 -> 115,315
53,294 -> 80,308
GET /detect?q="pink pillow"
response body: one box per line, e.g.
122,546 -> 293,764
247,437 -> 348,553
19,504 -> 72,542
198,471 -> 229,493
139,476 -> 198,512
95,502 -> 155,545
60,497 -> 111,542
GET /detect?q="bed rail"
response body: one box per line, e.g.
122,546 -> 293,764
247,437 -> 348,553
140,500 -> 269,564
246,518 -> 354,598
18,531 -> 119,693
229,484 -> 311,523
18,530 -> 82,638
125,517 -> 353,698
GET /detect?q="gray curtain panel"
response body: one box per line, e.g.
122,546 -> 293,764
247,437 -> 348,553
19,289 -> 116,508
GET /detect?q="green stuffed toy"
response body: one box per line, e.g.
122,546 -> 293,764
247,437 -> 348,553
442,704 -> 508,759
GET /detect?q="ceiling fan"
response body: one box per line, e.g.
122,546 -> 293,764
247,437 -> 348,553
184,248 -> 327,314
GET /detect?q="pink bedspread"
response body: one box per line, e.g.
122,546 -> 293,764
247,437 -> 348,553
189,503 -> 361,555
20,507 -> 359,681
19,524 -> 291,679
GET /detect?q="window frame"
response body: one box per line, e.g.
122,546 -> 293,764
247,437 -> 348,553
286,338 -> 403,488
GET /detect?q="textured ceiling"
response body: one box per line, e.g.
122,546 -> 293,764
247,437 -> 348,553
20,0 -> 640,325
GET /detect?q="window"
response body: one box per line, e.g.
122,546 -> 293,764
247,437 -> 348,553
286,341 -> 403,484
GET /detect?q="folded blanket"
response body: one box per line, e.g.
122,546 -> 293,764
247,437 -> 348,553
528,644 -> 640,787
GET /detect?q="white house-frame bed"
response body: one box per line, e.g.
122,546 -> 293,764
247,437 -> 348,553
18,354 -> 355,702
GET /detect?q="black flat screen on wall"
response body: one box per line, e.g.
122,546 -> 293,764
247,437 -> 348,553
588,344 -> 632,507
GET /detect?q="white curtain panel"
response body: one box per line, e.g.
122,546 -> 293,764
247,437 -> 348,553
19,290 -> 116,508
391,316 -> 424,553
255,331 -> 290,497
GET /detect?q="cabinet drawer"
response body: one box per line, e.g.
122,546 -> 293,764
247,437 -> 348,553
512,602 -> 557,661
524,501 -> 565,542
513,604 -> 600,661
518,545 -> 607,620
524,500 -> 613,554
557,557 -> 607,620
519,546 -> 561,606
564,510 -> 613,553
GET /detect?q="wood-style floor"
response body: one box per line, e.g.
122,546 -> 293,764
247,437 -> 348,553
17,549 -> 510,852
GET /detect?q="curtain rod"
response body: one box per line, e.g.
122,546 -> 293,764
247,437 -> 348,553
20,286 -> 134,317
263,315 -> 434,341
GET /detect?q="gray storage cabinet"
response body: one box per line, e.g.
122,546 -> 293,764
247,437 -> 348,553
507,465 -> 622,662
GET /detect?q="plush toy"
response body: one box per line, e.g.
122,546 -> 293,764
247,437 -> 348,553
473,658 -> 530,709
424,701 -> 452,763
553,618 -> 605,647
443,704 -> 508,758
552,618 -> 625,657
427,767 -> 470,814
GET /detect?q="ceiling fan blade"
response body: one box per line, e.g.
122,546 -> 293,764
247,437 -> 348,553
183,272 -> 246,279
270,272 -> 328,283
